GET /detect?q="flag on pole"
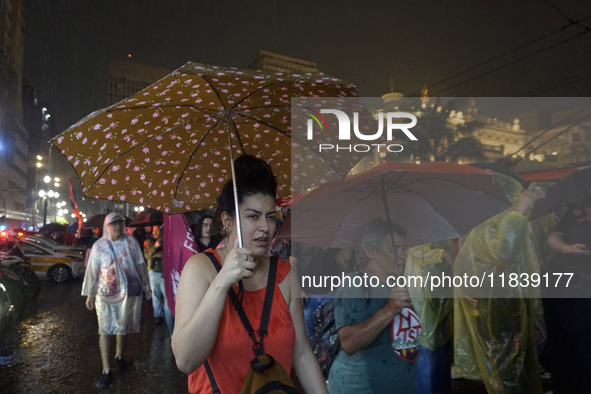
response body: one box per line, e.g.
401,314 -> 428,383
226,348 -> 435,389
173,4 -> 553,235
163,213 -> 198,317
68,178 -> 84,238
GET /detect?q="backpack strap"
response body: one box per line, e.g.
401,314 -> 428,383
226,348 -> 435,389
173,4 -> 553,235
203,250 -> 278,353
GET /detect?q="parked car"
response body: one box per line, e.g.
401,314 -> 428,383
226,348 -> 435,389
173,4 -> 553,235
19,241 -> 84,283
0,241 -> 41,298
0,276 -> 16,337
19,235 -> 85,260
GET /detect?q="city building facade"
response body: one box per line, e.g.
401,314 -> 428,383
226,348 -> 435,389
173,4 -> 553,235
0,0 -> 30,227
248,49 -> 318,73
520,106 -> 591,168
108,59 -> 171,105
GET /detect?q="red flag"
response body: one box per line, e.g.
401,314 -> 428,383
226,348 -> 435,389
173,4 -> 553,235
68,179 -> 84,237
163,213 -> 198,317
68,179 -> 80,215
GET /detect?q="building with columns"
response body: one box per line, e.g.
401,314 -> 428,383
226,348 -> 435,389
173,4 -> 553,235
518,106 -> 591,168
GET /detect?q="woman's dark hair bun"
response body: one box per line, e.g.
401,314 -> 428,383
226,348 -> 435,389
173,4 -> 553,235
234,154 -> 275,185
216,154 -> 277,216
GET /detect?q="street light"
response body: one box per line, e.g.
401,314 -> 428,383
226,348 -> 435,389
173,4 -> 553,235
38,189 -> 59,228
32,156 -> 45,231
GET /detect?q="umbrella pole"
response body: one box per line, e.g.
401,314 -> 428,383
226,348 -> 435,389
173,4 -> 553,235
227,118 -> 243,248
380,180 -> 402,276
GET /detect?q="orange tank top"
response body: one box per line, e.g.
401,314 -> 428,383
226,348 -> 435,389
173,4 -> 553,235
188,250 -> 295,394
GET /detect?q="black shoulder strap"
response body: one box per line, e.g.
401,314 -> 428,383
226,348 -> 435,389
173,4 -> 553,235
204,361 -> 220,394
203,249 -> 278,351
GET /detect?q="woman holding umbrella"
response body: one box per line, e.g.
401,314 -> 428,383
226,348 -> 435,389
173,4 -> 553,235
172,155 -> 327,393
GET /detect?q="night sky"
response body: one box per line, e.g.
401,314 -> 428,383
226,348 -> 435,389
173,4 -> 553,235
25,0 -> 591,132
22,1 -> 591,213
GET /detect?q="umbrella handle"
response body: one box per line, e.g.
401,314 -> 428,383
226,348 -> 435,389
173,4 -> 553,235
227,118 -> 243,248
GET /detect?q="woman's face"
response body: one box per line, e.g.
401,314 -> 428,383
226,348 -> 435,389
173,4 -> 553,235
201,218 -> 213,237
232,193 -> 277,256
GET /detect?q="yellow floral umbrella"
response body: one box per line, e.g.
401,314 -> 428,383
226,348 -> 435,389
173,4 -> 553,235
51,62 -> 361,216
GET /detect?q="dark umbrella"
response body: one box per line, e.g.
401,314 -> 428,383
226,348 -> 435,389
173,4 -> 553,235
83,214 -> 131,228
127,210 -> 164,227
39,223 -> 67,233
530,166 -> 591,220
82,214 -> 107,229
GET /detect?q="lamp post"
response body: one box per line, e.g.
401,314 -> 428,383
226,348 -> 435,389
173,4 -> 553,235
32,155 -> 44,231
38,174 -> 63,228
38,189 -> 59,228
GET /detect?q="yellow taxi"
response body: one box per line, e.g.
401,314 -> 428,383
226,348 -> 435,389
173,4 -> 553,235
19,240 -> 84,283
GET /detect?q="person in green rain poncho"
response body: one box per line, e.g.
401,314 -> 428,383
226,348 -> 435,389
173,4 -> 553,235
405,240 -> 456,394
453,174 -> 545,394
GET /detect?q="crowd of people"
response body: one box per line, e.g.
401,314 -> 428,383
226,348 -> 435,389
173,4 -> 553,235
75,154 -> 590,393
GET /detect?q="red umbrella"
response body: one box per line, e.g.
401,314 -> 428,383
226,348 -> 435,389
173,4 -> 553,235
127,210 -> 164,227
285,161 -> 511,248
521,165 -> 589,182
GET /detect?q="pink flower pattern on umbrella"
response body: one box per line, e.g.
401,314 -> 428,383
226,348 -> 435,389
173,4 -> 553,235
52,62 -> 362,213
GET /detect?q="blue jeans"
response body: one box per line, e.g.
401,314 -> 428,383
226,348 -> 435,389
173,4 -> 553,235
415,341 -> 452,394
148,271 -> 174,334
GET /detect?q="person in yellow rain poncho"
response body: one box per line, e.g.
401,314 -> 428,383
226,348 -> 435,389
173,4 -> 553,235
405,240 -> 456,394
453,175 -> 545,394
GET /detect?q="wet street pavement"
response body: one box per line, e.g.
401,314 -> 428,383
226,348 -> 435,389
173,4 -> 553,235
0,278 -> 549,393
0,278 -> 187,393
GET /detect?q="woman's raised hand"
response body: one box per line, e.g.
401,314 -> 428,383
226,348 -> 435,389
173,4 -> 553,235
515,185 -> 545,215
217,246 -> 255,288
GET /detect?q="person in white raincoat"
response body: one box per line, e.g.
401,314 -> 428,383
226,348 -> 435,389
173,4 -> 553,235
82,212 -> 152,389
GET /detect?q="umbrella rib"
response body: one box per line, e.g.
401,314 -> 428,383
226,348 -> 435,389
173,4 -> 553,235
198,75 -> 246,152
229,120 -> 247,153
237,111 -> 292,138
169,117 -> 225,209
237,107 -> 368,179
349,174 -> 410,201
229,80 -> 292,110
84,109 -> 218,194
